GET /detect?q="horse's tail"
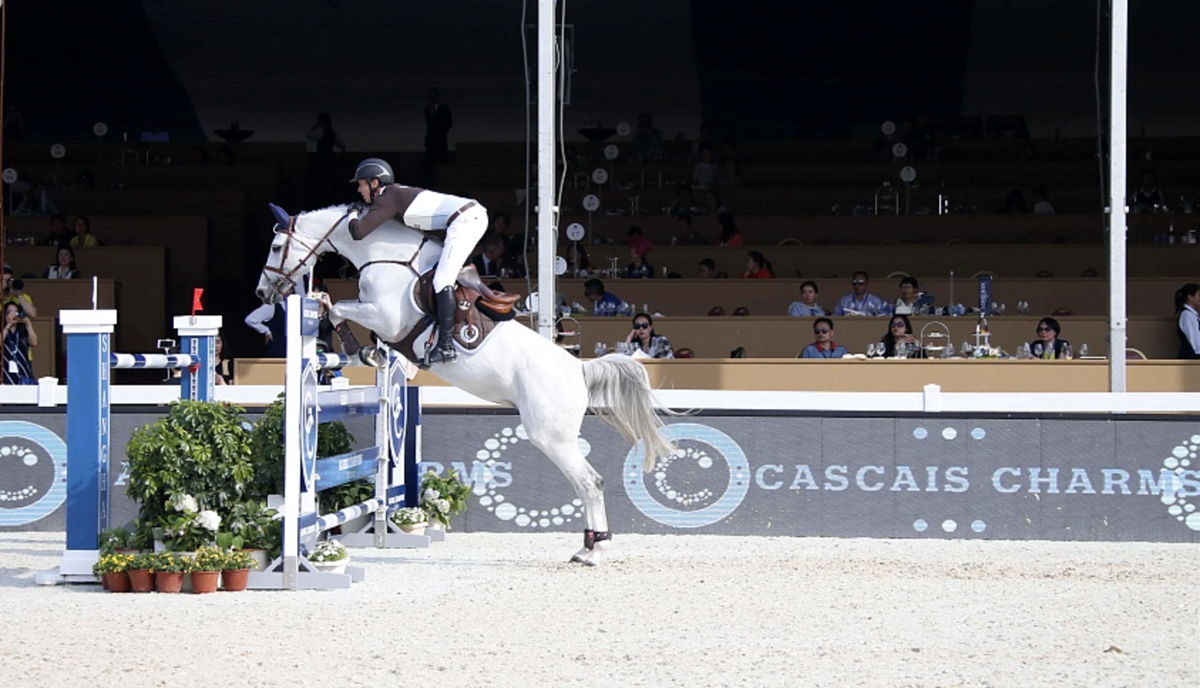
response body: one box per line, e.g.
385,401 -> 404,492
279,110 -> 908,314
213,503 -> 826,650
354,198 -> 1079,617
581,356 -> 675,472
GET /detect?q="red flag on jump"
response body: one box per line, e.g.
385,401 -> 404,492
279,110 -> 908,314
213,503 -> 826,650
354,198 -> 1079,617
192,288 -> 204,316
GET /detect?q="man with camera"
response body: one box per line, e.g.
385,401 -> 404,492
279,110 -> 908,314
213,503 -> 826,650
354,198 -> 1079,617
2,265 -> 38,318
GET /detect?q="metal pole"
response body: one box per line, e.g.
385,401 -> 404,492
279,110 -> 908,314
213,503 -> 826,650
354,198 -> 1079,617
535,0 -> 557,339
1108,0 -> 1128,392
0,0 -> 8,276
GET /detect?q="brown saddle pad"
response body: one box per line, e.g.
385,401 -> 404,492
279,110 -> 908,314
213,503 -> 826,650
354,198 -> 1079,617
395,266 -> 521,359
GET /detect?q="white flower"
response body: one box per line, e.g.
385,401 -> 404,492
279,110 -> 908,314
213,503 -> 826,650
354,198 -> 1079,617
171,494 -> 199,513
423,488 -> 440,502
436,498 -> 450,514
196,510 -> 221,532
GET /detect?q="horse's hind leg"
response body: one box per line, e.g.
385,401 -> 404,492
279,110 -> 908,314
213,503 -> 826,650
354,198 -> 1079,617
520,403 -> 612,566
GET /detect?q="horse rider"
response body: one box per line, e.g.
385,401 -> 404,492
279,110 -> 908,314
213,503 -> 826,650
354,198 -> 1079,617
346,157 -> 487,365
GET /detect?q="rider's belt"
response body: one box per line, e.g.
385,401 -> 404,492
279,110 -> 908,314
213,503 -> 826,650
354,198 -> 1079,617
446,201 -> 478,227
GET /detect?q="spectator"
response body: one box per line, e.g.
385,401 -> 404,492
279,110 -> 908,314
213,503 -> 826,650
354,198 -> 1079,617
835,272 -> 887,316
69,215 -> 99,249
188,144 -> 210,164
44,246 -> 78,279
669,183 -> 695,217
1,266 -> 37,318
624,246 -> 654,279
741,251 -> 774,278
720,158 -> 743,188
1030,317 -> 1071,359
583,278 -> 624,315
41,213 -> 71,249
674,215 -> 709,246
624,312 -> 674,359
1133,170 -> 1166,211
697,258 -> 717,279
633,112 -> 663,165
2,105 -> 27,143
627,225 -> 655,258
692,147 -> 720,189
213,333 -> 233,385
704,189 -> 729,216
788,280 -> 825,316
799,317 -> 847,359
717,213 -> 744,247
2,302 -> 37,385
470,233 -> 506,277
692,121 -> 715,162
998,189 -> 1028,214
893,276 -> 930,314
566,244 -> 594,276
424,88 -> 453,168
1031,186 -> 1055,215
881,314 -> 921,358
308,112 -> 346,154
1174,283 -> 1199,359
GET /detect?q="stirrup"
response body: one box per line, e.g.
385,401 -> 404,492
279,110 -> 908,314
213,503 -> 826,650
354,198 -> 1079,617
424,341 -> 457,366
358,346 -> 386,368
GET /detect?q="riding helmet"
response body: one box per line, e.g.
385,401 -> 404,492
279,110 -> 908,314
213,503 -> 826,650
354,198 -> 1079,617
351,158 -> 395,185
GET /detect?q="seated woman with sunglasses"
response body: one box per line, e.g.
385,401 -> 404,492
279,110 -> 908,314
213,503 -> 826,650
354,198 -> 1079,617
799,317 -> 847,359
881,314 -> 925,358
1030,317 -> 1071,359
623,312 -> 675,358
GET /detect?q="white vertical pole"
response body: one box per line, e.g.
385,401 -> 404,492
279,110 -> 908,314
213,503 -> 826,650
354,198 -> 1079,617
1108,0 -> 1128,392
536,0 -> 557,339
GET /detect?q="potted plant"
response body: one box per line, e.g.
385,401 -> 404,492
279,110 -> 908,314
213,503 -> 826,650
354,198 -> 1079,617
221,549 -> 256,592
419,469 -> 472,531
219,500 -> 281,569
125,400 -> 256,529
390,507 -> 428,535
99,527 -> 137,555
307,539 -> 349,574
154,493 -> 223,553
128,552 -> 157,593
152,552 -> 193,594
190,546 -> 225,594
93,552 -> 134,592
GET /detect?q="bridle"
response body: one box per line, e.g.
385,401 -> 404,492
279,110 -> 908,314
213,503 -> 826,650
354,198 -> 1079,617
260,207 -> 435,301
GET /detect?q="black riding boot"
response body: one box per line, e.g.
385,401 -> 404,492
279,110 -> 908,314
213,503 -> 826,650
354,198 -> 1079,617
425,287 -> 458,365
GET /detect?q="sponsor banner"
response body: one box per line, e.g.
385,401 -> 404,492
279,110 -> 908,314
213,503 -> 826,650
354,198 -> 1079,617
3,410 -> 1198,542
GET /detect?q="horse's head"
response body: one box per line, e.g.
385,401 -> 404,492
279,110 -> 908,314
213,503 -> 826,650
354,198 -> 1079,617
256,203 -> 348,304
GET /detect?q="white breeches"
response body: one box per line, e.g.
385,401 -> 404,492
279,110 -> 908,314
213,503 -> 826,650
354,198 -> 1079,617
434,205 -> 488,292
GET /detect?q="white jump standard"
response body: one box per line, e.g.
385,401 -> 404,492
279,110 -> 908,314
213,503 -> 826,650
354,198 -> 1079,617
246,294 -> 424,591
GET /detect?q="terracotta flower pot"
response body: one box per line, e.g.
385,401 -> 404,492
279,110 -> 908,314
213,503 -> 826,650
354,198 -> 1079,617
155,571 -> 184,594
100,573 -> 110,591
222,568 -> 250,592
191,570 -> 221,594
105,571 -> 131,593
128,568 -> 155,593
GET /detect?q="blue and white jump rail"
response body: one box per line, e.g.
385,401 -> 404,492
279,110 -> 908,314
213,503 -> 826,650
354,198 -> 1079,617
35,311 -> 220,585
247,294 -> 424,591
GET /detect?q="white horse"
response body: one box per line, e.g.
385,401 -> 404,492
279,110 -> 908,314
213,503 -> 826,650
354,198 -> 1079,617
255,203 -> 673,565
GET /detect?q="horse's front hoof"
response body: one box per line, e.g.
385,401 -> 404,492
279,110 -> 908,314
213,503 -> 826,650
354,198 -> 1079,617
358,346 -> 386,368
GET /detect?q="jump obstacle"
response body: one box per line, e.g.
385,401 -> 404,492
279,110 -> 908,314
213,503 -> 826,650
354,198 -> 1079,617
35,299 -> 426,591
250,294 -> 426,591
35,311 -> 221,585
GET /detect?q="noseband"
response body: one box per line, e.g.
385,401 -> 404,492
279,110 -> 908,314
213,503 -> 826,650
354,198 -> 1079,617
260,211 -> 351,298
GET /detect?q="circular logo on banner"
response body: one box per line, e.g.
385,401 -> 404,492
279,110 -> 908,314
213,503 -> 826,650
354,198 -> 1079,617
473,424 -> 587,529
50,144 -> 67,160
591,168 -> 609,185
1,168 -> 18,185
93,122 -> 109,137
582,194 -> 600,212
1162,434 -> 1200,531
623,423 -> 750,528
0,422 -> 69,526
565,223 -> 586,242
301,362 -> 319,492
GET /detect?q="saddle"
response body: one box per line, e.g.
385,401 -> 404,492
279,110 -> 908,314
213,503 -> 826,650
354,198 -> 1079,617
396,265 -> 521,360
